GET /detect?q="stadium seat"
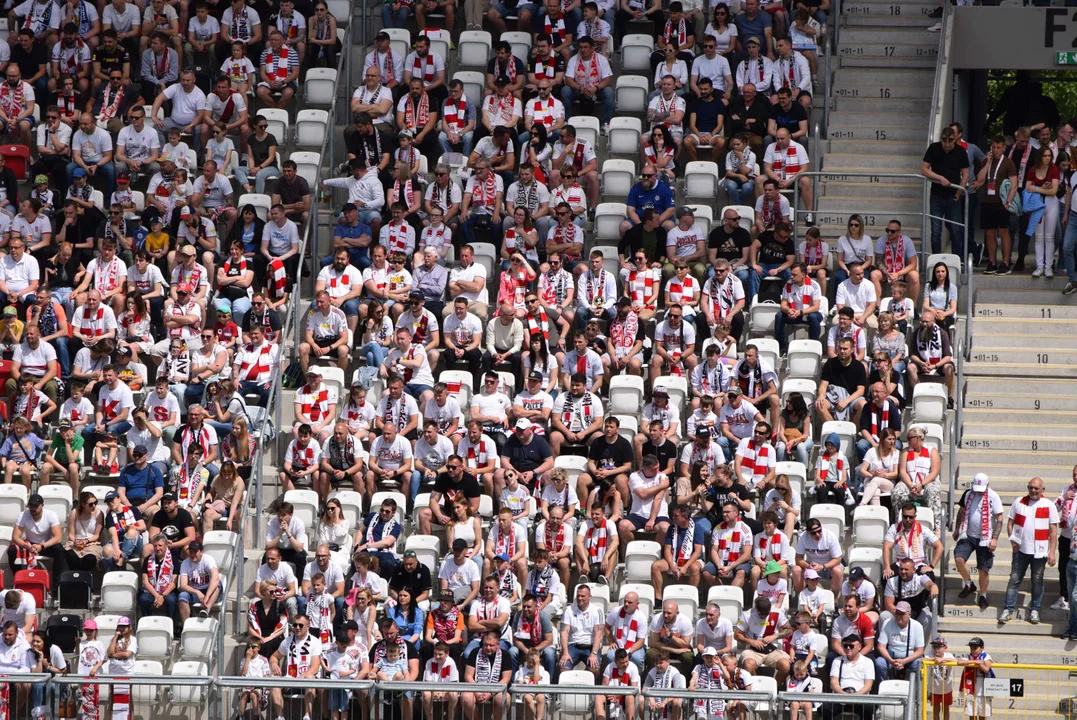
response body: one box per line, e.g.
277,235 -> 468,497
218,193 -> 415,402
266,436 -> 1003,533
618,582 -> 656,617
91,190 -> 105,211
335,490 -> 367,529
303,68 -> 338,106
130,190 -> 145,212
318,366 -> 346,399
911,383 -> 948,424
502,31 -> 531,60
663,584 -> 699,621
0,484 -> 27,526
706,585 -> 744,624
615,75 -> 649,113
290,151 -> 321,187
453,70 -> 484,107
786,339 -> 823,380
726,205 -> 754,233
458,30 -> 493,66
256,108 -> 289,143
809,503 -> 846,542
573,115 -> 601,149
13,569 -> 49,608
746,338 -> 779,373
916,505 -> 935,532
0,145 -> 30,180
404,535 -> 441,576
907,423 -> 944,453
384,28 -> 411,58
553,455 -> 588,487
773,462 -> 806,498
683,161 -> 719,200
295,109 -> 330,148
609,375 -> 645,415
619,34 -> 654,71
557,669 -> 596,717
607,117 -> 642,155
601,159 -> 636,199
471,242 -> 498,281
181,617 -> 218,661
283,490 -> 319,530
594,203 -> 627,241
615,414 -> 637,443
136,616 -> 175,658
171,661 -> 209,703
751,676 -> 778,716
781,378 -> 818,409
132,661 -> 165,702
57,571 -> 93,612
877,680 -> 910,720
926,253 -> 961,283
623,540 -> 660,583
45,614 -> 82,653
326,0 -> 349,22
238,193 -> 272,222
202,531 -> 238,577
820,420 -> 856,458
576,582 -> 611,616
101,571 -> 139,613
847,546 -> 883,584
685,204 -> 713,235
852,506 -> 889,546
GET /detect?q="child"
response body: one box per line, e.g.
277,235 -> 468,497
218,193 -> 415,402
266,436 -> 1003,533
789,8 -> 819,75
701,319 -> 737,367
798,226 -> 829,298
927,637 -> 955,720
0,306 -> 24,357
212,304 -> 242,355
785,659 -> 815,720
111,173 -> 137,213
373,640 -> 409,682
239,637 -> 271,716
171,167 -> 193,209
92,432 -> 119,474
66,168 -> 96,215
788,611 -> 819,676
340,383 -> 376,445
206,123 -> 236,174
306,573 -> 336,647
498,470 -> 532,531
417,208 -> 453,267
43,419 -> 83,492
598,649 -> 638,720
642,650 -> 684,720
514,647 -> 551,720
221,40 -> 255,95
0,416 -> 45,489
141,212 -> 171,271
162,129 -> 191,171
495,554 -> 522,604
796,569 -> 828,634
576,1 -> 611,57
30,175 -> 55,218
393,130 -> 421,178
61,381 -> 95,432
524,548 -> 564,616
756,560 -> 788,609
11,374 -> 55,435
812,432 -> 854,506
422,641 -> 460,720
956,637 -> 992,720
881,280 -> 914,335
326,632 -> 360,720
171,443 -> 209,512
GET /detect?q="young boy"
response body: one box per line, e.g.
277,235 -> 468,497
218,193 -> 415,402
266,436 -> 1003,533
597,649 -> 638,720
422,641 -> 460,720
880,280 -> 913,334
239,637 -> 272,716
374,641 -> 409,682
812,432 -> 853,506
111,173 -> 137,213
44,419 -> 84,492
642,649 -> 684,720
0,307 -> 24,357
61,381 -> 95,431
326,630 -> 360,720
513,647 -> 551,720
142,211 -> 171,271
212,304 -> 242,357
788,611 -> 819,676
927,636 -> 955,720
162,128 -> 192,171
92,431 -> 120,474
306,573 -> 336,647
30,175 -> 55,218
524,549 -> 564,616
755,560 -> 788,613
784,659 -> 815,720
956,638 -> 993,720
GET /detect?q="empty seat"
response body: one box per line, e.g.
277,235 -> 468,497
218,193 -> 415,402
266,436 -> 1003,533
623,540 -> 661,583
615,75 -> 649,113
619,34 -> 654,71
573,115 -> 601,149
136,616 -> 175,658
911,383 -> 948,424
684,161 -> 720,199
100,571 -> 139,614
594,203 -> 627,241
852,506 -> 889,547
471,242 -> 498,281
57,571 -> 93,612
607,117 -> 642,155
383,28 -> 411,58
609,375 -> 645,415
171,661 -> 209,703
458,30 -> 493,66
202,531 -> 238,577
0,485 -> 27,526
303,68 -> 338,106
601,158 -> 636,199
181,617 -> 218,661
877,679 -> 910,720
557,669 -> 596,716
786,339 -> 823,380
750,298 -> 780,337
132,661 -> 165,702
294,109 -> 329,148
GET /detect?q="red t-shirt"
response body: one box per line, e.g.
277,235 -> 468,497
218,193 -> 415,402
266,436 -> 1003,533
1025,164 -> 1060,188
214,320 -> 241,345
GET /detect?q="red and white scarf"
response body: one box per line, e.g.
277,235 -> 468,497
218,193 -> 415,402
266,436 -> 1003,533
534,53 -> 557,78
268,257 -> 288,299
176,461 -> 204,503
530,97 -> 558,127
544,12 -> 567,43
713,521 -> 744,565
1057,485 -> 1077,534
739,440 -> 770,485
628,268 -> 658,308
784,280 -> 812,310
757,531 -> 784,562
79,306 -> 106,338
613,608 -> 639,647
661,18 -> 687,45
573,54 -> 600,86
382,48 -> 395,83
404,92 -> 430,128
145,550 -> 174,594
584,518 -> 608,562
895,521 -> 925,561
412,53 -> 435,83
94,257 -> 122,292
0,81 -> 25,118
905,446 -> 932,484
240,342 -> 274,383
959,490 -> 993,547
525,308 -> 549,344
609,311 -> 639,358
1012,496 -> 1053,556
816,450 -> 844,483
385,221 -> 411,253
470,174 -> 498,209
771,144 -> 801,179
442,97 -> 467,130
299,385 -> 331,422
265,45 -> 292,80
544,520 -> 567,552
493,524 -> 517,557
868,401 -> 890,442
760,194 -> 782,228
883,235 -> 906,275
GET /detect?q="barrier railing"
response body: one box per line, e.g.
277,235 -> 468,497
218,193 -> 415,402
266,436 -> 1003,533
919,661 -> 1077,720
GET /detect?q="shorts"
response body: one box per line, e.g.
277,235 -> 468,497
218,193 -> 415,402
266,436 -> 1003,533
491,0 -> 538,15
563,257 -> 584,274
0,115 -> 34,133
980,202 -> 1011,230
738,648 -> 787,667
626,513 -> 670,530
954,537 -> 994,571
258,80 -> 298,92
762,3 -> 785,13
315,334 -> 341,348
703,561 -> 753,578
793,90 -> 812,102
931,692 -> 952,707
404,382 -> 433,398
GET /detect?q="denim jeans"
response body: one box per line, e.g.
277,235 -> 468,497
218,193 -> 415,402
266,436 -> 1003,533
461,211 -> 503,245
749,264 -> 791,299
218,296 -> 253,323
103,534 -> 144,571
361,341 -> 389,368
560,85 -> 615,124
1062,211 -> 1077,282
929,192 -> 965,259
240,380 -> 270,406
721,178 -> 755,206
774,310 -> 821,351
235,165 -> 280,193
438,130 -> 475,157
138,589 -> 177,618
1004,551 -> 1047,612
66,161 -> 117,202
81,420 -> 132,439
777,437 -> 813,465
1066,557 -> 1077,634
53,335 -> 70,378
381,3 -> 409,26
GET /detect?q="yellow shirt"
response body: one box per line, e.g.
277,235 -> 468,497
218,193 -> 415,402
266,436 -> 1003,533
0,319 -> 24,341
145,231 -> 170,254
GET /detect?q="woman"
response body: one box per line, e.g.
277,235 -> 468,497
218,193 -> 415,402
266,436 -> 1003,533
221,414 -> 258,481
347,587 -> 380,649
28,286 -> 70,377
586,478 -> 624,527
922,261 -> 957,334
306,0 -> 339,68
502,207 -> 539,267
247,578 -> 287,658
64,490 -> 104,571
445,496 -> 483,574
858,427 -> 900,506
797,226 -> 829,297
317,497 -> 354,573
217,240 -> 257,320
674,464 -> 714,539
360,300 -> 394,369
1,416 -> 44,489
552,167 -> 588,225
387,586 -> 424,649
651,43 -> 688,97
203,460 -> 245,533
30,631 -> 67,709
521,333 -> 560,395
522,123 -> 552,182
225,204 -> 267,257
834,213 -> 873,289
203,381 -> 234,437
868,352 -> 905,407
387,161 -> 424,231
1024,145 -> 1060,277
497,253 -> 537,318
721,134 -> 757,206
894,426 -> 942,527
870,311 -> 907,374
237,117 -> 280,194
118,293 -> 153,362
775,391 -> 813,465
644,124 -> 676,186
703,3 -> 737,57
763,473 -> 801,538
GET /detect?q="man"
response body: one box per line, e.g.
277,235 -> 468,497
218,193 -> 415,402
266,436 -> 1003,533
265,502 -> 309,576
767,86 -> 807,146
649,304 -> 696,382
546,203 -> 585,276
389,550 -> 432,606
351,66 -> 393,130
733,421 -> 776,491
498,418 -> 553,496
978,135 -> 1019,277
354,500 -> 402,575
906,309 -> 955,408
439,537 -> 481,607
682,77 -> 726,167
793,516 -> 843,593
883,557 -> 938,628
706,211 -> 752,307
403,35 -> 447,108
462,631 -> 512,720
695,603 -> 734,657
367,421 -> 414,499
139,31 -> 178,99
482,301 -> 523,382
505,162 -> 552,243
717,386 -> 764,462
771,38 -> 811,109
749,219 -> 795,299
576,502 -> 618,584
774,262 -> 821,353
465,577 -> 512,657
484,507 -> 528,583
734,595 -> 790,685
438,79 -> 476,158
8,324 -> 57,407
560,584 -> 603,676
562,36 -> 613,129
734,36 -> 772,97
460,159 -> 504,246
816,337 -> 867,425
954,473 -> 1004,612
148,491 -> 195,564
875,600 -> 924,681
921,126 -> 968,259
827,593 -> 876,664
604,591 -> 647,669
725,82 -> 768,158
398,78 -> 438,159
417,455 -> 481,535
523,79 -> 565,146
299,544 -> 346,617
200,76 -> 248,151
298,290 -> 349,373
315,247 -> 362,334
825,634 -> 875,719
255,546 -> 299,618
218,0 -> 262,62
646,599 -> 694,668
753,177 -> 792,237
1000,477 -> 1059,625
114,105 -> 160,183
664,207 -> 706,280
117,443 -> 164,515
606,298 -> 645,379
759,128 -> 813,225
362,31 -> 402,94
139,533 -> 178,617
150,69 -> 206,147
269,614 -> 321,720
856,381 -> 902,465
509,593 -> 556,673
871,219 -> 919,306
0,67 -> 36,148
550,371 -> 603,455
704,500 -> 752,589
651,505 -> 702,598
618,452 -> 671,545
81,364 -> 133,441
575,250 -> 616,330
233,322 -> 279,406
883,502 -> 943,578
317,419 -> 364,503
67,112 -> 115,199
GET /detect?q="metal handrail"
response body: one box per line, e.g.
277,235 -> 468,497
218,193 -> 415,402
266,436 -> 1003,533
641,687 -> 772,702
927,0 -> 952,145
780,692 -> 906,706
50,674 -> 213,686
216,677 -> 377,691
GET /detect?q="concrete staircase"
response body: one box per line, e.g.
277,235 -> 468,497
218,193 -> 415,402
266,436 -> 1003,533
819,0 -> 936,244
941,273 -> 1076,682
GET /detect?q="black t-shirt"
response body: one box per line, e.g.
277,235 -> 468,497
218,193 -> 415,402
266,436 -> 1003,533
150,507 -> 195,545
11,43 -> 47,82
642,438 -> 678,473
43,252 -> 85,289
248,133 -> 280,168
276,176 -> 310,209
241,307 -> 283,334
756,231 -> 795,265
486,56 -> 526,85
923,142 -> 967,197
586,335 -> 608,356
502,434 -> 552,473
619,224 -> 668,262
690,97 -> 725,135
526,54 -> 566,78
724,97 -> 768,138
821,357 -> 868,395
588,435 -> 634,472
708,225 -> 752,262
706,481 -> 752,514
92,45 -> 130,75
346,128 -> 396,168
768,101 -> 807,136
432,471 -> 482,515
388,562 -> 432,598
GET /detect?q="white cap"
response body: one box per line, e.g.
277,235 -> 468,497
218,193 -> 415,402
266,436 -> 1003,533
972,473 -> 989,492
702,647 -> 719,657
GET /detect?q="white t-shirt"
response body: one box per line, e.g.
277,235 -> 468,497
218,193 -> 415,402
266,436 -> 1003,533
98,382 -> 135,421
107,635 -> 137,675
11,341 -> 54,377
369,433 -> 412,471
256,560 -> 296,589
163,83 -> 207,125
73,127 -> 113,164
647,612 -> 693,640
653,319 -> 696,353
180,553 -> 218,589
835,279 -> 877,314
471,392 -> 510,422
0,589 -> 35,630
187,14 -> 221,42
883,522 -> 940,565
117,124 -> 161,161
718,398 -> 760,440
437,556 -> 480,590
694,616 -> 733,652
796,528 -> 842,565
193,173 -> 233,209
562,602 -> 603,646
829,654 -> 875,692
666,226 -> 704,259
448,263 -> 488,303
628,470 -> 669,519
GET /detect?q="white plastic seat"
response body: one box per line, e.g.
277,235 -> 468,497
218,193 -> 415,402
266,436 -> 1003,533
290,151 -> 321,187
439,369 -> 474,408
575,583 -> 610,616
751,676 -> 778,715
725,204 -> 755,233
330,489 -> 365,529
502,31 -> 531,60
238,193 -> 272,222
653,375 -> 688,416
787,339 -> 823,380
282,489 -> 319,530
573,115 -> 601,150
916,505 -> 936,532
614,414 -> 638,443
852,506 -> 890,547
609,375 -> 645,415
601,158 -> 636,199
412,493 -> 431,526
781,378 -> 817,409
619,34 -> 654,71
326,0 -> 349,22
820,420 -> 856,458
496,370 -> 516,399
594,203 -> 627,241
618,582 -> 656,617
0,527 -> 11,570
684,204 -> 713,235
100,571 -> 138,614
130,190 -> 145,212
181,617 -> 218,661
136,616 -> 174,658
256,108 -> 289,143
303,68 -> 337,106
926,253 -> 961,284
816,589 -> 837,614
607,116 -> 642,155
295,109 -> 329,148
453,70 -> 485,107
847,546 -> 883,584
36,485 -> 72,523
477,494 -> 494,521
91,190 -> 104,211
131,661 -> 164,702
471,242 -> 498,282
557,669 -> 596,716
907,422 -> 944,453
404,535 -> 441,576
615,75 -> 649,113
202,531 -> 238,577
171,661 -> 209,703
554,455 -> 588,486
912,383 -> 948,424
746,338 -> 780,373
684,161 -> 720,200
809,503 -> 846,542
663,584 -> 699,621
773,461 -> 805,499
369,491 -> 407,525
458,30 -> 493,66
317,365 -> 345,399
383,28 -> 411,58
877,680 -> 910,720
593,245 -> 620,277
0,485 -> 27,526
706,585 -> 744,624
94,615 -> 122,636
623,540 -> 661,583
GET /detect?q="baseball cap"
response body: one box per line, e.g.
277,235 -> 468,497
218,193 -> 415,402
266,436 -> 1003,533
27,493 -> 43,507
177,281 -> 194,294
527,371 -> 543,382
805,518 -> 822,531
3,307 -> 16,317
931,636 -> 947,646
968,637 -> 985,647
494,76 -> 509,86
180,244 -> 197,256
117,173 -> 130,183
179,206 -> 192,219
83,619 -> 98,630
972,473 -> 989,491
727,385 -> 743,396
216,302 -> 231,314
515,418 -> 533,432
306,367 -> 324,377
842,634 -> 862,646
676,206 -> 695,219
72,168 -> 87,178
117,616 -> 132,626
162,492 -> 177,502
745,36 -> 761,45
494,553 -> 510,562
452,538 -> 468,552
408,290 -> 424,300
849,566 -> 866,581
57,419 -> 71,429
376,31 -> 390,40
616,297 -> 632,308
803,568 -> 820,580
132,444 -> 148,457
652,385 -> 668,396
33,174 -> 47,185
189,540 -> 204,552
894,601 -> 912,615
702,647 -> 718,657
118,346 -> 133,357
398,129 -> 415,139
438,590 -> 455,602
104,491 -> 118,502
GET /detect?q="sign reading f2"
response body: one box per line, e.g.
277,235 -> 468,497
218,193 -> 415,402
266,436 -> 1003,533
1045,8 -> 1077,47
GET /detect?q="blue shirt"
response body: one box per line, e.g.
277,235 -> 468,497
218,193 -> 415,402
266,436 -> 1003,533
333,220 -> 373,246
734,10 -> 772,45
626,181 -> 674,216
118,463 -> 165,501
362,512 -> 404,543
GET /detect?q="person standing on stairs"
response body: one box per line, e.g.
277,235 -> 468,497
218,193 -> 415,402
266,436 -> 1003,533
920,127 -> 968,262
952,473 -> 1003,612
1052,466 -> 1077,614
975,136 -> 1018,277
999,477 -> 1058,626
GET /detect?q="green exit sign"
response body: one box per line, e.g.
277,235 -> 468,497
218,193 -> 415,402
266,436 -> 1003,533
1057,52 -> 1077,64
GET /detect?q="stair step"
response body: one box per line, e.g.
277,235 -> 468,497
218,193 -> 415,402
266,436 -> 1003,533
974,274 -> 1070,291
962,429 -> 1077,452
941,599 -> 1069,624
827,139 -> 928,157
821,181 -> 923,199
838,55 -> 937,69
963,408 -> 1077,426
933,631 -> 1077,656
828,125 -> 926,142
842,13 -> 936,26
818,196 -> 922,213
839,27 -> 938,44
823,153 -> 923,172
967,348 -> 1077,365
965,376 -> 1077,400
832,68 -> 934,85
938,615 -> 1067,635
811,211 -> 923,229
976,289 -> 1077,306
965,362 -> 1077,379
845,0 -> 938,7
831,83 -> 934,99
974,302 -> 1077,319
971,317 -> 1077,335
825,110 -> 929,128
829,96 -> 932,113
956,450 -> 1077,469
974,333 -> 1077,350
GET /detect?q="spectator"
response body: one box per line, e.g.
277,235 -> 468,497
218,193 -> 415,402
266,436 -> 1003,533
875,601 -> 924,681
717,386 -> 764,462
735,595 -> 791,684
977,136 -> 1018,277
1000,477 -> 1058,625
955,638 -> 994,720
116,443 -> 164,516
923,261 -> 957,335
646,600 -> 694,668
509,594 -> 556,674
576,503 -> 619,584
793,517 -> 843,594
824,633 -> 875,719
883,502 -> 943,578
138,533 -> 177,618
920,127 -> 968,260
149,492 -> 196,565
882,558 -> 938,628
704,500 -> 753,589
101,490 -> 144,572
894,425 -> 943,528
9,493 -> 64,584
816,337 -> 867,425
857,381 -> 902,465
265,503 -> 308,575
462,631 -> 512,720
269,615 -> 322,720
952,473 -> 1004,612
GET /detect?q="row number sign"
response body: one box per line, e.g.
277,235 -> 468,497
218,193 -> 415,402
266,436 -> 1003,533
983,678 -> 1024,698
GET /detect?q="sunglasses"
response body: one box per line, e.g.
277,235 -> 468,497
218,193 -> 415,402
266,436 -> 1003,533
885,228 -> 899,234
447,464 -> 462,470
668,313 -> 682,319
641,173 -> 656,178
550,260 -> 561,266
257,124 -> 268,129
525,298 -> 537,304
46,115 -> 58,120
704,44 -> 715,49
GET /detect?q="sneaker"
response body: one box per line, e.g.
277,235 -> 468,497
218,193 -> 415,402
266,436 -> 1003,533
1029,610 -> 1040,624
998,263 -> 1012,275
601,123 -> 610,135
1047,266 -> 1055,278
199,608 -> 209,618
984,263 -> 997,275
1052,597 -> 1070,611
1062,631 -> 1076,640
928,21 -> 942,31
977,594 -> 989,610
597,574 -> 609,585
587,208 -> 596,222
947,397 -> 954,409
928,6 -> 943,16
959,582 -> 977,599
805,212 -> 815,226
1033,267 -> 1044,278
999,609 -> 1011,624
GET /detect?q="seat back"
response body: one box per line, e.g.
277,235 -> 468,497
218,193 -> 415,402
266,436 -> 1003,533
706,585 -> 744,624
615,75 -> 649,113
13,569 -> 49,607
557,670 -> 596,714
601,159 -> 636,199
100,571 -> 139,613
0,484 -> 27,526
46,614 -> 82,653
283,489 -> 319,529
684,161 -> 719,199
181,617 -> 218,660
808,503 -> 846,542
303,68 -> 338,106
594,203 -> 627,241
607,117 -> 642,155
619,34 -> 654,71
786,339 -> 823,380
458,30 -> 492,66
58,570 -> 93,611
852,506 -> 889,546
295,109 -> 329,148
136,616 -> 175,658
608,375 -> 645,415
